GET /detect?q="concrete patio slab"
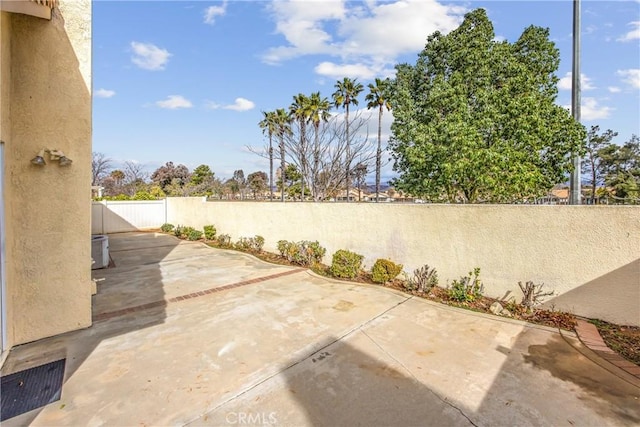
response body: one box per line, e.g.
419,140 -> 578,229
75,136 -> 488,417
2,232 -> 638,426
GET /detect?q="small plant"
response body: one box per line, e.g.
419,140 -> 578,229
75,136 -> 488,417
203,225 -> 217,240
276,240 -> 326,266
448,268 -> 484,303
180,226 -> 196,239
234,235 -> 265,252
216,233 -> 232,247
187,229 -> 203,241
251,235 -> 265,252
329,249 -> 364,279
173,225 -> 184,238
371,259 -> 403,284
518,281 -> 554,311
407,264 -> 439,293
161,223 -> 175,233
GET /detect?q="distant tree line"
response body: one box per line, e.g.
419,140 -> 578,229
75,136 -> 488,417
91,154 -> 269,201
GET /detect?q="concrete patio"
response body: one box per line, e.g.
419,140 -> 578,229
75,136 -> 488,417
2,232 -> 639,426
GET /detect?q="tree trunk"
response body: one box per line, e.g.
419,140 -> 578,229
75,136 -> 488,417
345,104 -> 350,203
269,136 -> 274,202
376,105 -> 382,203
280,137 -> 285,202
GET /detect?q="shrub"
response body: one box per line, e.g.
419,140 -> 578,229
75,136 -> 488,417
173,225 -> 184,238
330,249 -> 364,279
161,223 -> 175,233
448,268 -> 484,303
518,281 -> 554,311
180,226 -> 196,240
235,235 -> 265,252
216,233 -> 232,247
187,229 -> 203,241
371,259 -> 403,284
405,264 -> 438,293
203,225 -> 217,240
277,240 -> 326,266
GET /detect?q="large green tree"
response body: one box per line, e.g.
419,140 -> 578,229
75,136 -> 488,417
307,91 -> 332,200
289,93 -> 312,201
333,77 -> 364,202
389,9 -> 585,203
366,78 -> 392,202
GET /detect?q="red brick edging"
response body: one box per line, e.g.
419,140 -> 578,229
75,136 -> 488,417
93,267 -> 306,322
574,319 -> 640,379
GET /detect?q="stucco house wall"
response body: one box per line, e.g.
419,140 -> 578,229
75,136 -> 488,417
0,0 -> 92,348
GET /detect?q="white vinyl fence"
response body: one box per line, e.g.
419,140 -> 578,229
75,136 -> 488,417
91,200 -> 167,234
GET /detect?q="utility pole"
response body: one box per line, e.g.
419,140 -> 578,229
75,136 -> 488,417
569,0 -> 582,205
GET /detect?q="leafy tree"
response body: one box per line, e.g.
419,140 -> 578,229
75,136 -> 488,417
366,78 -> 392,203
600,135 -> 640,202
581,126 -> 617,203
232,169 -> 246,200
151,162 -> 191,192
190,164 -> 214,186
259,111 -> 277,201
247,171 -> 268,199
389,9 -> 585,203
333,77 -> 364,203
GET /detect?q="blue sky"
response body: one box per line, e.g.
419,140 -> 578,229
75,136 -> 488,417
92,0 -> 640,182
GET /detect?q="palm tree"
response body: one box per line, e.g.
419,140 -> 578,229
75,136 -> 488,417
289,93 -> 312,201
365,78 -> 392,203
273,108 -> 291,202
332,77 -> 364,203
258,110 -> 277,201
307,92 -> 331,200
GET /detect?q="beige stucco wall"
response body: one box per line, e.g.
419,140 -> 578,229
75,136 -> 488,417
167,198 -> 640,326
0,0 -> 92,347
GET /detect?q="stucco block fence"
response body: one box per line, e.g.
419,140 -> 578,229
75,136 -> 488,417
93,198 -> 640,326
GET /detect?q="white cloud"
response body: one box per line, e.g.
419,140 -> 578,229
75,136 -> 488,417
558,72 -> 595,91
224,98 -> 255,112
563,97 -> 613,121
204,2 -> 227,25
617,21 -> 640,42
263,0 -> 466,78
95,88 -> 115,98
131,42 -> 171,71
315,62 -> 379,80
608,86 -> 621,93
156,95 -> 193,109
617,68 -> 640,89
206,98 -> 255,112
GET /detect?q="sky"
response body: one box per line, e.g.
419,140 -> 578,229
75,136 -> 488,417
92,0 -> 640,182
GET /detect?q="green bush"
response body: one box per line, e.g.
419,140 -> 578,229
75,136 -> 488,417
173,225 -> 184,238
277,240 -> 326,266
371,259 -> 403,284
187,229 -> 203,241
161,223 -> 175,233
330,249 -> 364,279
180,226 -> 196,239
235,235 -> 265,252
448,268 -> 484,303
203,225 -> 217,240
